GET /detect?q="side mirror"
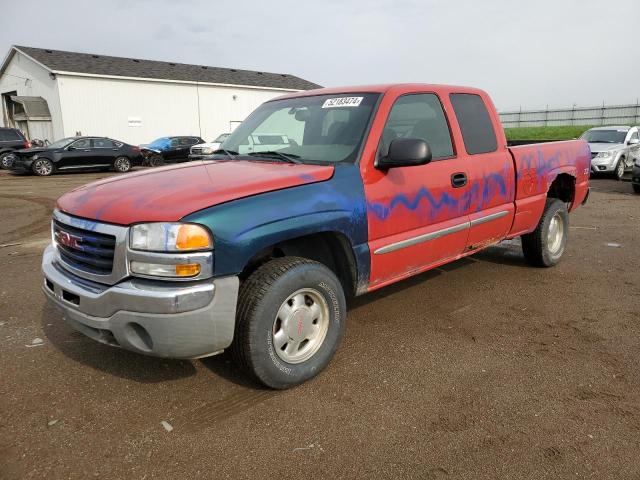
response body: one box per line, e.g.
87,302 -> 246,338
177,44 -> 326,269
376,138 -> 432,170
628,138 -> 639,145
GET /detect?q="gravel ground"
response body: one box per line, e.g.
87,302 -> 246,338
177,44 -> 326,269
0,169 -> 639,479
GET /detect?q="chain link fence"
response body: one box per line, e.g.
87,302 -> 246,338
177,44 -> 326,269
500,102 -> 640,128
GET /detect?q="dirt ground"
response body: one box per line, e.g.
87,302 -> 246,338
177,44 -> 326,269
1,168 -> 639,479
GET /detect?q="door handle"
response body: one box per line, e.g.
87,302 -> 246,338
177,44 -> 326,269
451,172 -> 467,188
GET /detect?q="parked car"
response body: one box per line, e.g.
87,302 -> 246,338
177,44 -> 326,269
9,136 -> 143,176
42,84 -> 590,389
189,134 -> 231,160
581,126 -> 640,180
140,136 -> 204,165
0,127 -> 30,169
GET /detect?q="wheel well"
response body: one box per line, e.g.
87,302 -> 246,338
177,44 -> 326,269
239,232 -> 358,297
547,173 -> 575,203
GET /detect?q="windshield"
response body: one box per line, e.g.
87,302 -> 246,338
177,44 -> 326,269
220,93 -> 380,163
214,134 -> 229,143
581,129 -> 628,144
149,137 -> 170,147
48,137 -> 76,149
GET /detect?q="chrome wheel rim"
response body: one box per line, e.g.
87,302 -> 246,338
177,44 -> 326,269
272,288 -> 330,364
34,159 -> 52,175
617,160 -> 624,178
1,154 -> 12,168
547,212 -> 564,255
115,157 -> 130,172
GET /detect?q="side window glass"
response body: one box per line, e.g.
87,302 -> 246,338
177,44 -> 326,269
170,138 -> 180,147
450,93 -> 498,155
92,138 -> 113,148
71,138 -> 91,149
630,131 -> 638,141
381,93 -> 453,159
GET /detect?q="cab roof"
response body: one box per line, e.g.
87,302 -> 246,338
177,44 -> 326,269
272,83 -> 489,101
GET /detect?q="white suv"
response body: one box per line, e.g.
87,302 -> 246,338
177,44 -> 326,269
582,126 -> 640,180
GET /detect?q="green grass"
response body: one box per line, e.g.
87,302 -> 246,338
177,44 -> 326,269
504,125 -> 595,141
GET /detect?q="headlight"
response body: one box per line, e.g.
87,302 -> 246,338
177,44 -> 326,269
201,147 -> 214,155
130,223 -> 213,252
596,151 -> 612,158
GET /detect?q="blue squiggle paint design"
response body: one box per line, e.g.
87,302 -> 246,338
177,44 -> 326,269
368,170 -> 511,221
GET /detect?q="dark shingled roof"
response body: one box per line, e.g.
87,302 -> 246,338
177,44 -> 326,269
14,45 -> 321,91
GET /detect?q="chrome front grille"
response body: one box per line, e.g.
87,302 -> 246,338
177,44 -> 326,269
52,210 -> 129,285
191,147 -> 203,155
53,220 -> 116,275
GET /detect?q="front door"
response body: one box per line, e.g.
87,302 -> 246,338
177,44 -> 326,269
364,92 -> 470,290
59,138 -> 94,169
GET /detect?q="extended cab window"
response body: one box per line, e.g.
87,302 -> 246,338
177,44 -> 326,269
450,93 -> 498,155
381,94 -> 453,160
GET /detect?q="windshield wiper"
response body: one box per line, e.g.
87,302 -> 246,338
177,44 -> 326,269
212,149 -> 238,159
247,151 -> 301,164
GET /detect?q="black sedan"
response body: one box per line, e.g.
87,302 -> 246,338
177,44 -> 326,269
8,136 -> 143,176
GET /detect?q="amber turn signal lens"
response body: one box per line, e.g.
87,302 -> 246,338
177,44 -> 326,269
175,263 -> 201,277
176,225 -> 212,251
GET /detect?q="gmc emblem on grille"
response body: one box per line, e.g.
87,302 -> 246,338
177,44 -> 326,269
56,231 -> 81,249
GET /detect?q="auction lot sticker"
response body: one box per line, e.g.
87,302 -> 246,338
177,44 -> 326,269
322,97 -> 363,108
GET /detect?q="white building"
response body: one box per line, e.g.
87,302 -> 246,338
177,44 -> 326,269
0,46 -> 319,145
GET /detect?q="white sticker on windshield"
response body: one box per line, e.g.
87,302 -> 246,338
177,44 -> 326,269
322,97 -> 364,108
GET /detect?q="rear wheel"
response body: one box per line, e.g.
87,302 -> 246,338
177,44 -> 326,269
521,198 -> 568,267
232,257 -> 346,389
32,158 -> 54,176
113,156 -> 132,173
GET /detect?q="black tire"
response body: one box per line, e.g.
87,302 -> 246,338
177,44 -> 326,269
0,152 -> 13,169
614,158 -> 625,181
32,158 -> 54,176
113,156 -> 132,173
232,256 -> 346,389
521,198 -> 569,267
148,153 -> 165,167
633,184 -> 640,194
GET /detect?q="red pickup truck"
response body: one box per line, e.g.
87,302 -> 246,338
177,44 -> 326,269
42,84 -> 590,388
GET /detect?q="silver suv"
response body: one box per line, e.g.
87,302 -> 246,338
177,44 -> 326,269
582,126 -> 640,180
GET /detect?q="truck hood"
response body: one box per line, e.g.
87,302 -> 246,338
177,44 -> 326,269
588,143 -> 623,153
56,160 -> 334,225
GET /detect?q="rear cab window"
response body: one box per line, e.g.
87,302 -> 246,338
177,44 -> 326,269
450,93 -> 498,155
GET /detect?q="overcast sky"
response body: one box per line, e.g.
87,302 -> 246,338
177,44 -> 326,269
1,0 -> 637,111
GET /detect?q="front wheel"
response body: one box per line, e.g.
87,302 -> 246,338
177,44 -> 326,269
113,156 -> 132,173
614,158 -> 625,180
0,152 -> 14,169
32,158 -> 54,176
521,198 -> 569,267
232,257 -> 346,389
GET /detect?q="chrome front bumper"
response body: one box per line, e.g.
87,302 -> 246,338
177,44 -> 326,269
42,244 -> 239,359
